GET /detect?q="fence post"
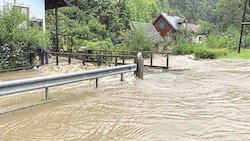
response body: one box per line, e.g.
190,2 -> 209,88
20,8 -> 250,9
150,52 -> 153,67
122,56 -> 125,65
41,51 -> 45,65
29,52 -> 33,65
115,56 -> 118,66
82,54 -> 85,65
56,54 -> 59,66
97,55 -> 101,66
45,53 -> 49,64
166,54 -> 169,69
136,52 -> 143,79
68,53 -> 71,64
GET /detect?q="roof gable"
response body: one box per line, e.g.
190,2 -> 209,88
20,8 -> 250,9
153,12 -> 185,31
132,21 -> 164,42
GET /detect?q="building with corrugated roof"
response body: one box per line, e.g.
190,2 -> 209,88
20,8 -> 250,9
153,12 -> 185,37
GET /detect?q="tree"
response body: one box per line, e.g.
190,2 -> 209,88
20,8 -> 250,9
216,0 -> 243,31
118,25 -> 157,53
0,3 -> 49,68
0,3 -> 49,51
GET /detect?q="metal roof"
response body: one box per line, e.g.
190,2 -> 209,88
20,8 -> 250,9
187,23 -> 200,32
152,13 -> 185,31
132,21 -> 164,42
161,13 -> 185,31
45,0 -> 70,10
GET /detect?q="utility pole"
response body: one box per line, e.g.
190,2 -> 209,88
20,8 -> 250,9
238,0 -> 249,53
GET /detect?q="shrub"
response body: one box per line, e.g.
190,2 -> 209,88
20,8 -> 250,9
172,43 -> 195,55
84,38 -> 115,51
118,25 -> 156,53
171,33 -> 195,55
194,46 -> 228,59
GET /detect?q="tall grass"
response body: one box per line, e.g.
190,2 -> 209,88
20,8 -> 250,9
219,49 -> 250,59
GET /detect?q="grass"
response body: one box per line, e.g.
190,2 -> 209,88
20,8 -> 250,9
219,49 -> 250,59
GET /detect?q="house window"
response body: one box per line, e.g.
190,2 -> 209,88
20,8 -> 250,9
14,6 -> 29,17
159,23 -> 164,29
13,6 -> 29,29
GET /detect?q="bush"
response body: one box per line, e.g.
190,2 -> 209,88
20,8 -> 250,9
172,43 -> 195,55
204,27 -> 239,50
194,46 -> 228,59
84,38 -> 115,51
118,25 -> 156,53
171,33 -> 195,55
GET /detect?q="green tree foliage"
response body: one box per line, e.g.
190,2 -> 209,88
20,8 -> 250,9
168,0 -> 218,24
197,20 -> 216,35
0,3 -> 49,69
157,0 -> 170,12
216,0 -> 243,31
118,25 -> 156,53
45,0 -> 250,58
0,3 -> 49,52
84,38 -> 115,51
126,0 -> 160,22
171,33 -> 195,55
45,0 -> 164,51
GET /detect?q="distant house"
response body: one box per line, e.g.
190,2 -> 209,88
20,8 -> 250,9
187,23 -> 200,33
0,0 -> 70,32
153,12 -> 185,37
132,21 -> 164,42
187,23 -> 205,43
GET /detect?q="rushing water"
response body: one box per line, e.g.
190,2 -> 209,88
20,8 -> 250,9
0,56 -> 250,140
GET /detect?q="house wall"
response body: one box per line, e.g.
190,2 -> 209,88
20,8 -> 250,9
153,15 -> 175,37
0,0 -> 45,32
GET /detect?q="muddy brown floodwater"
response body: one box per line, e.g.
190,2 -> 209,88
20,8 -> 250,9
0,55 -> 250,140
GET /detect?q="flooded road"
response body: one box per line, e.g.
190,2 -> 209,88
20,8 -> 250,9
0,55 -> 250,140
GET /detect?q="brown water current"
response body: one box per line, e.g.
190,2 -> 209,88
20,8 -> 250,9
0,55 -> 250,140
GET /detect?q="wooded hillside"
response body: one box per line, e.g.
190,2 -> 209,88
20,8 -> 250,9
45,0 -> 250,50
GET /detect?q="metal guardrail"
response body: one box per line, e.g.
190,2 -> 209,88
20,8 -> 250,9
0,64 -> 137,100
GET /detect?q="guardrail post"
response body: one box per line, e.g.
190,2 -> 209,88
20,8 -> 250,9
121,73 -> 124,81
45,87 -> 49,100
136,52 -> 144,79
96,78 -> 99,88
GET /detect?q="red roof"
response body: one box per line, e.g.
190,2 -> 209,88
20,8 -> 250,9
187,23 -> 200,32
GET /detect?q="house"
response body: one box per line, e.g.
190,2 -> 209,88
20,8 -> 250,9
0,0 -> 70,32
153,12 -> 185,37
187,23 -> 200,33
132,21 -> 164,42
187,23 -> 205,43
